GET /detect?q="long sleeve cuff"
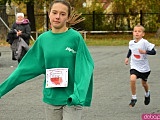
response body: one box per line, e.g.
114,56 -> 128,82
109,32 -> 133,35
67,94 -> 80,106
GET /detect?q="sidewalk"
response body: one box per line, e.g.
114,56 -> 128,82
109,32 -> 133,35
0,46 -> 160,120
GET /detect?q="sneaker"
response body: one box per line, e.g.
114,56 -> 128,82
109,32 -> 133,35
129,99 -> 137,107
144,94 -> 150,105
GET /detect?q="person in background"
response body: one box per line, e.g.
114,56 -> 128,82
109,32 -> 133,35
7,12 -> 31,63
125,24 -> 156,107
0,0 -> 94,120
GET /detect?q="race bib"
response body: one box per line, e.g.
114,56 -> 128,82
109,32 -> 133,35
46,68 -> 68,88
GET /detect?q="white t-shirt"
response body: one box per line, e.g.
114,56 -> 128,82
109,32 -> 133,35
129,38 -> 155,72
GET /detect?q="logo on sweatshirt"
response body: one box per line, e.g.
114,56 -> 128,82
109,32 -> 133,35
65,47 -> 76,53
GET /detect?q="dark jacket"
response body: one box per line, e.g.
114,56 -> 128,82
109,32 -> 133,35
7,19 -> 31,45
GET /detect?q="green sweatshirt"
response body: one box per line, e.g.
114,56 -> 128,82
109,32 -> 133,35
0,28 -> 94,106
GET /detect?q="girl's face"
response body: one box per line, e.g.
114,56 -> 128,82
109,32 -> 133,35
133,27 -> 145,40
49,3 -> 69,32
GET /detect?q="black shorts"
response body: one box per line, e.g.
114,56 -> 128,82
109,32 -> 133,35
130,69 -> 151,81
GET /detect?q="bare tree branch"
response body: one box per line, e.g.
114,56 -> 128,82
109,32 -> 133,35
67,8 -> 85,27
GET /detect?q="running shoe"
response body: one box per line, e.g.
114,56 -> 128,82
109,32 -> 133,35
144,94 -> 150,105
129,99 -> 137,107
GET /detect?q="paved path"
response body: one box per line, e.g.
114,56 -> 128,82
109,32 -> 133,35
0,46 -> 160,120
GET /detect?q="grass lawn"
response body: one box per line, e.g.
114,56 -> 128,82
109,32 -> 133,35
1,33 -> 160,46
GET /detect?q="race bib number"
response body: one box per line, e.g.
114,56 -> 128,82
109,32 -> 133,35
46,68 -> 68,88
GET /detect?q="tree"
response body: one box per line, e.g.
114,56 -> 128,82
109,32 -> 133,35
26,0 -> 36,31
68,0 -> 85,8
0,0 -> 10,40
110,0 -> 160,32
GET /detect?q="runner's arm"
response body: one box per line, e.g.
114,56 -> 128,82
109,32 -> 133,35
146,48 -> 156,55
126,49 -> 131,58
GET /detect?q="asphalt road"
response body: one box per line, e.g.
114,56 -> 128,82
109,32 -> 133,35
0,46 -> 160,120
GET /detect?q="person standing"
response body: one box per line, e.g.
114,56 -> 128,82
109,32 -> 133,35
125,24 -> 156,107
0,0 -> 94,120
7,12 -> 31,63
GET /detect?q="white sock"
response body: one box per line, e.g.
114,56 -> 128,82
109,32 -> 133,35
145,90 -> 150,97
132,95 -> 137,99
